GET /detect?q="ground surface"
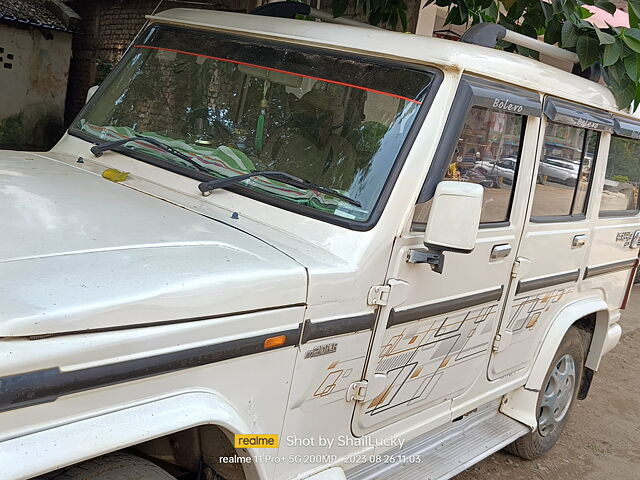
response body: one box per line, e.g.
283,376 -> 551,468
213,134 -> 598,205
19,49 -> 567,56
455,288 -> 640,480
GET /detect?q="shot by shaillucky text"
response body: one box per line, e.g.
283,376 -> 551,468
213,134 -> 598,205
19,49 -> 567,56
220,434 -> 420,466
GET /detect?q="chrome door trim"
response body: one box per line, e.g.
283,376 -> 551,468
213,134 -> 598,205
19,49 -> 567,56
388,286 -> 504,328
516,270 -> 580,295
583,258 -> 637,279
301,313 -> 376,344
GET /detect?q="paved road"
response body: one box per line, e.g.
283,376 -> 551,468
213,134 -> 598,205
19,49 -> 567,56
456,288 -> 640,480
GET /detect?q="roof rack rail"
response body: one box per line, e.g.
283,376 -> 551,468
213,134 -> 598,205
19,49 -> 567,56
250,1 -> 382,30
461,23 -> 579,65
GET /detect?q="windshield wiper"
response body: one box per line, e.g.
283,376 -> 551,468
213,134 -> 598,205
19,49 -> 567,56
198,170 -> 362,207
90,135 -> 211,174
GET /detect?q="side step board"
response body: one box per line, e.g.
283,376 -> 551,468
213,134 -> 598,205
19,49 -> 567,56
346,401 -> 530,480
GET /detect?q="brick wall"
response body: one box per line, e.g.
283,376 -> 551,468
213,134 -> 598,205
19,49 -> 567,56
64,0 -> 251,126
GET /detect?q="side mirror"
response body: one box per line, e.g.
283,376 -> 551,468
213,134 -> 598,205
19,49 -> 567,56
86,85 -> 99,103
409,181 -> 483,273
424,181 -> 483,252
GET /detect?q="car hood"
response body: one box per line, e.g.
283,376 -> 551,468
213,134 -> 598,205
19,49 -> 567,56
0,153 -> 307,336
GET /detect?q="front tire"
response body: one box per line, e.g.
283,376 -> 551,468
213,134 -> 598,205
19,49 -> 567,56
48,453 -> 176,480
506,327 -> 585,460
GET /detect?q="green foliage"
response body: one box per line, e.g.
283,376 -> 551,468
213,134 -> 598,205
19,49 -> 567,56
96,58 -> 115,83
332,0 -> 408,31
427,0 -> 640,109
608,135 -> 640,180
612,174 -> 631,181
331,0 -> 640,109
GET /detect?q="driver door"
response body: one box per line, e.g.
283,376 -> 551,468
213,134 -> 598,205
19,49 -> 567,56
352,76 -> 542,435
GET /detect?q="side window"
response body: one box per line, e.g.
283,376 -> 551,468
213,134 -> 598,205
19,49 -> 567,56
531,121 -> 599,219
599,135 -> 640,215
413,105 -> 525,225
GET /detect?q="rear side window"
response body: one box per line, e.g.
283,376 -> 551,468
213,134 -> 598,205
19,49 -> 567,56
531,121 -> 599,219
413,105 -> 525,224
599,135 -> 640,215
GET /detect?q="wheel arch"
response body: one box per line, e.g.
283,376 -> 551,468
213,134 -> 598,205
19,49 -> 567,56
3,390 -> 264,480
133,423 -> 253,480
500,295 -> 610,429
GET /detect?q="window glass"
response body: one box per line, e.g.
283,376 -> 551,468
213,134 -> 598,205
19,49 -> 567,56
71,26 -> 436,224
412,105 -> 524,225
531,121 -> 599,218
599,135 -> 640,214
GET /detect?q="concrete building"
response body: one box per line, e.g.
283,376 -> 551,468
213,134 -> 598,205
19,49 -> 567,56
0,0 -> 79,150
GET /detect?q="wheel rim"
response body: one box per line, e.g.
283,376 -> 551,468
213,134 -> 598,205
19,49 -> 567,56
538,354 -> 576,437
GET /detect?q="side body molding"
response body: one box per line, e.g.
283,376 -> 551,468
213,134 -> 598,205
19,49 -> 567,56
500,296 -> 610,429
0,390 -> 264,480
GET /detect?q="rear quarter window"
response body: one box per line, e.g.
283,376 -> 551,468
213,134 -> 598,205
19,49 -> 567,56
599,135 -> 640,216
531,121 -> 599,219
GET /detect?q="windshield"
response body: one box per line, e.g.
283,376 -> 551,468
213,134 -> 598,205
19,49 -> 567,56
71,25 -> 436,224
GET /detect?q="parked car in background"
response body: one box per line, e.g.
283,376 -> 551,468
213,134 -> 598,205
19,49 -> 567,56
494,156 -> 518,184
540,157 -> 580,186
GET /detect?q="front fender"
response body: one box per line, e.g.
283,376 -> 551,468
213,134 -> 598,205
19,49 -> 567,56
0,390 -> 266,480
500,295 -> 609,429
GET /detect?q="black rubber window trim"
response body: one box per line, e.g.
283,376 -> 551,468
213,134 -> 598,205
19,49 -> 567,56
412,75 -> 541,231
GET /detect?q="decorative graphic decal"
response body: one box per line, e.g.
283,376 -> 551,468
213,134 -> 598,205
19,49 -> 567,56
507,287 -> 573,336
487,286 -> 575,378
357,287 -> 572,418
299,287 -> 572,418
365,303 -> 499,416
314,370 -> 344,398
293,352 -> 365,411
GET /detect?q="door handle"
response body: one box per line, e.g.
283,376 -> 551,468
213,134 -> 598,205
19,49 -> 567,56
572,234 -> 588,248
490,243 -> 512,261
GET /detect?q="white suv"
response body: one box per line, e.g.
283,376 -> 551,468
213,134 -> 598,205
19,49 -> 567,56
540,157 -> 580,185
1,7 -> 639,480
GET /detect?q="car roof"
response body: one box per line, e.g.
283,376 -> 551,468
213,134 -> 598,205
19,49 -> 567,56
148,8 -> 622,116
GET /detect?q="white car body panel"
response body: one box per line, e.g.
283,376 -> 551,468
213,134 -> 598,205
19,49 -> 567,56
1,307 -> 304,480
0,152 -> 307,335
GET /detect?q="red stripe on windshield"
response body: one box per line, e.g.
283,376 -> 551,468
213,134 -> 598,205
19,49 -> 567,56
133,44 -> 423,105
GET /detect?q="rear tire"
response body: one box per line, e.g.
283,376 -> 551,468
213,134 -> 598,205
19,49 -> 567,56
505,327 -> 584,460
48,453 -> 175,480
